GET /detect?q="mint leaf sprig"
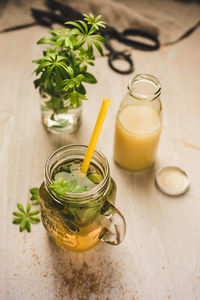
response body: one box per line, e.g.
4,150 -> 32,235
12,204 -> 40,233
49,177 -> 88,197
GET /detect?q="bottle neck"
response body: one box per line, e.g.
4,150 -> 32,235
128,74 -> 161,102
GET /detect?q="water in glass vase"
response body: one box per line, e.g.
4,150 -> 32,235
41,103 -> 82,134
39,159 -> 116,252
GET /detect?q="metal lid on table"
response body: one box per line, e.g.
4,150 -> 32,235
155,166 -> 189,196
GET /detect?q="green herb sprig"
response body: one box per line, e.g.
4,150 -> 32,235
12,187 -> 41,232
33,13 -> 107,114
49,177 -> 88,197
30,187 -> 40,205
12,203 -> 40,232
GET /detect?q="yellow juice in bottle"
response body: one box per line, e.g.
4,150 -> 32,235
114,104 -> 162,171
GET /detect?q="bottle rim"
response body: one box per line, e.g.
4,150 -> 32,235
128,74 -> 161,101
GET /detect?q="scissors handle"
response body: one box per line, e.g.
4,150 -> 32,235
121,28 -> 160,51
108,52 -> 134,75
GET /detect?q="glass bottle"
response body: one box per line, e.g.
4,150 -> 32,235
114,74 -> 162,171
39,144 -> 126,252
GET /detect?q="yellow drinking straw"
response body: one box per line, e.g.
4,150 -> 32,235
81,98 -> 111,174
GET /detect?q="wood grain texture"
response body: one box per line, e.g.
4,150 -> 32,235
0,25 -> 200,300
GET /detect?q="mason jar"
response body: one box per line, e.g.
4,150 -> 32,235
114,74 -> 162,171
39,144 -> 126,252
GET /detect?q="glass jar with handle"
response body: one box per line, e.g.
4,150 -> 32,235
39,144 -> 126,252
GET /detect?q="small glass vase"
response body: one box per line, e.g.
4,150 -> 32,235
40,90 -> 82,134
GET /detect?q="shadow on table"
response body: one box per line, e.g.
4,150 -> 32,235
42,118 -> 90,151
132,163 -> 156,190
46,236 -> 128,300
114,161 -> 157,201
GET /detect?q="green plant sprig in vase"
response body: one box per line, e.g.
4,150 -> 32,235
33,13 -> 106,134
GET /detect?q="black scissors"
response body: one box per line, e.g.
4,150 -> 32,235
100,26 -> 160,74
30,0 -> 160,74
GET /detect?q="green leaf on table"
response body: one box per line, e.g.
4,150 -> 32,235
12,203 -> 40,233
17,203 -> 25,214
30,187 -> 40,205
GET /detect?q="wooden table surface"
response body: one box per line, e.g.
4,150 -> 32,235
0,24 -> 200,300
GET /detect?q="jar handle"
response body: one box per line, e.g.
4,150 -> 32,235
99,201 -> 126,245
